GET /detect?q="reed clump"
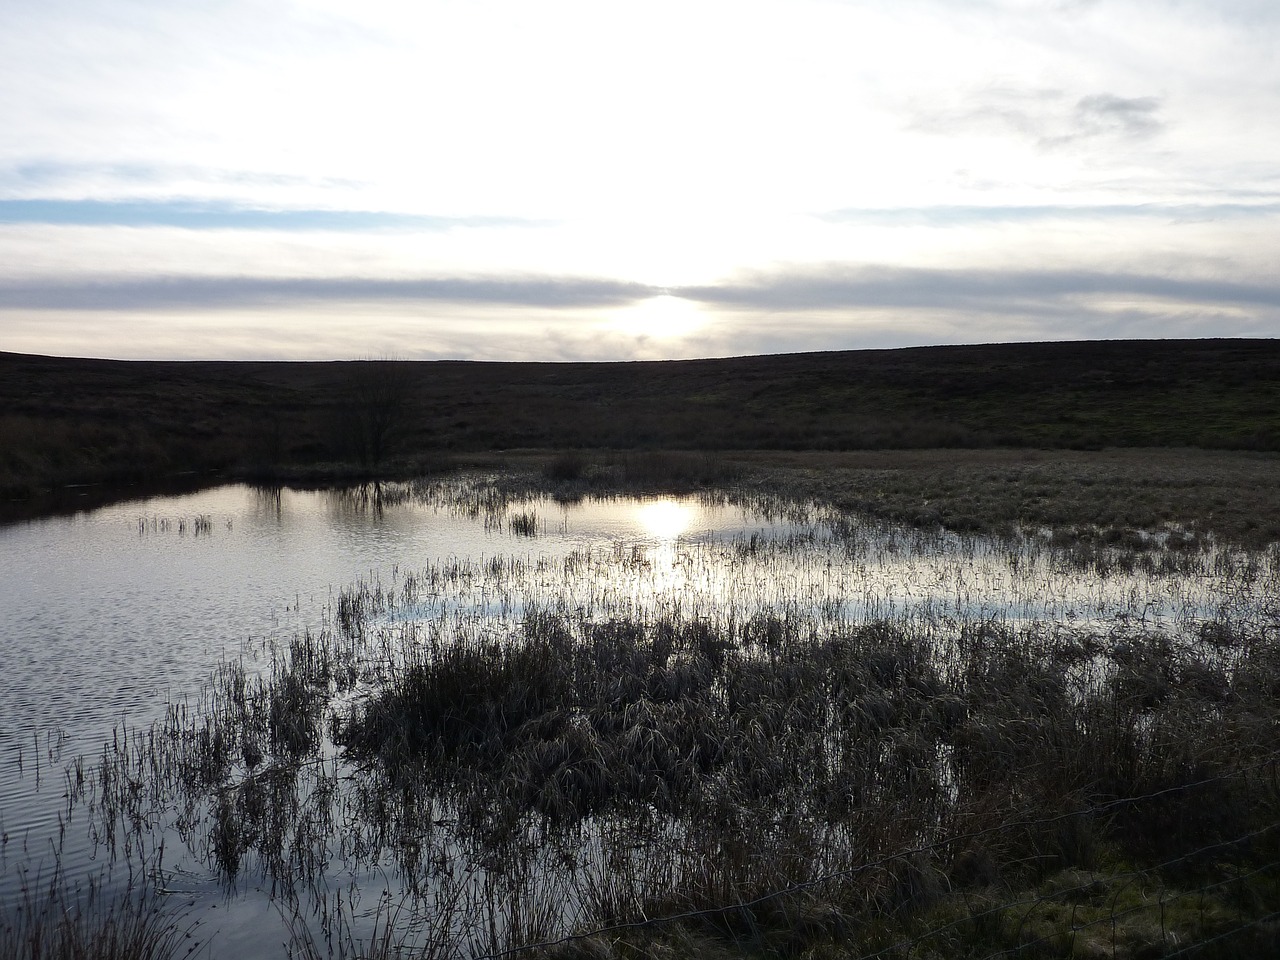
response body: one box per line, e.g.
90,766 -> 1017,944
325,606 -> 1280,955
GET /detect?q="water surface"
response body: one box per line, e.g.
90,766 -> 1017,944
1,479 -> 1275,957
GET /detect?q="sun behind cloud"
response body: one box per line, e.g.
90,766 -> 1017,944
606,294 -> 707,341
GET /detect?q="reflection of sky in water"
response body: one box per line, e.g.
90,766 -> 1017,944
636,499 -> 693,539
373,495 -> 1271,644
0,486 -> 806,769
2,481 -> 1270,773
1,480 -> 1278,957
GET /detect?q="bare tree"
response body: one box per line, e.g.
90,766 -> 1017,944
336,357 -> 415,471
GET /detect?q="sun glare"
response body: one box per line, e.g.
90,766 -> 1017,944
608,294 -> 706,340
636,499 -> 694,540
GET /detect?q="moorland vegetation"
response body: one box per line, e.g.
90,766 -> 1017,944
2,339 -> 1279,502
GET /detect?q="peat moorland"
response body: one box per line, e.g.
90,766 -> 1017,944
3,338 -> 1279,502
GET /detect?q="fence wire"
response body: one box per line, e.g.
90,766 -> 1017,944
472,751 -> 1280,960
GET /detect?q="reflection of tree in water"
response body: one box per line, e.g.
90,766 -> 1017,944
334,481 -> 389,519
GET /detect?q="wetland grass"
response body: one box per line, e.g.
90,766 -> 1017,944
0,866 -> 200,960
60,488 -> 1280,958
508,511 -> 539,538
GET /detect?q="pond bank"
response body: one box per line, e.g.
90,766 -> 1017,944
8,447 -> 1275,552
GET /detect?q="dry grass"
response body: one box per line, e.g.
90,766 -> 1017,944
732,447 -> 1280,548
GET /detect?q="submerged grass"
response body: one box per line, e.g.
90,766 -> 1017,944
2,475 -> 1270,960
56,481 -> 1280,959
332,607 -> 1280,885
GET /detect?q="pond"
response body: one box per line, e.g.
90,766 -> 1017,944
1,478 -> 1277,958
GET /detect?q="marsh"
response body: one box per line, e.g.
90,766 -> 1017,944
3,471 -> 1279,958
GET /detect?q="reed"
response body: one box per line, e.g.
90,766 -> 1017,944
0,866 -> 200,960
509,511 -> 539,538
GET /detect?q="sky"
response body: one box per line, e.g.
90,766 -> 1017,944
1,0 -> 1278,361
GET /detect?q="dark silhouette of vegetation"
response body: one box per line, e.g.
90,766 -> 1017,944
1,339 -> 1278,500
1,868 -> 196,960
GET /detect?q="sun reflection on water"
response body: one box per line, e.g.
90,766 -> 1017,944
635,499 -> 694,540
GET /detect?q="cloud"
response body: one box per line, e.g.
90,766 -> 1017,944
1065,93 -> 1164,141
817,203 -> 1280,227
0,161 -> 365,194
908,85 -> 1063,139
5,262 -> 1276,344
0,199 -> 549,231
0,274 -> 657,311
910,86 -> 1165,148
677,264 -> 1280,313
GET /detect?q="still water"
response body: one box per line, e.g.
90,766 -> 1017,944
0,482 -> 815,952
1,484 -> 788,760
0,479 -> 1275,956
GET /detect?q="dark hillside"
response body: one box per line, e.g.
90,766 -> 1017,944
2,338 -> 1278,497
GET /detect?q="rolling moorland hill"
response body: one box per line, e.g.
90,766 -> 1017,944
2,338 -> 1278,499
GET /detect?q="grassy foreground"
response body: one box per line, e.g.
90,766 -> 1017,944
0,872 -> 196,960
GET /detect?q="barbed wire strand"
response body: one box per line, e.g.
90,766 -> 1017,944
1161,908 -> 1280,958
470,750 -> 1280,960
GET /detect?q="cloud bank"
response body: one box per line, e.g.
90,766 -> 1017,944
1,0 -> 1278,358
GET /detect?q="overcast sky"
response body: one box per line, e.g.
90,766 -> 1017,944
1,0 -> 1277,360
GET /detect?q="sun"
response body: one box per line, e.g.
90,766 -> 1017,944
608,294 -> 706,340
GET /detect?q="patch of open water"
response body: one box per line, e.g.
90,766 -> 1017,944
0,484 -> 800,929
